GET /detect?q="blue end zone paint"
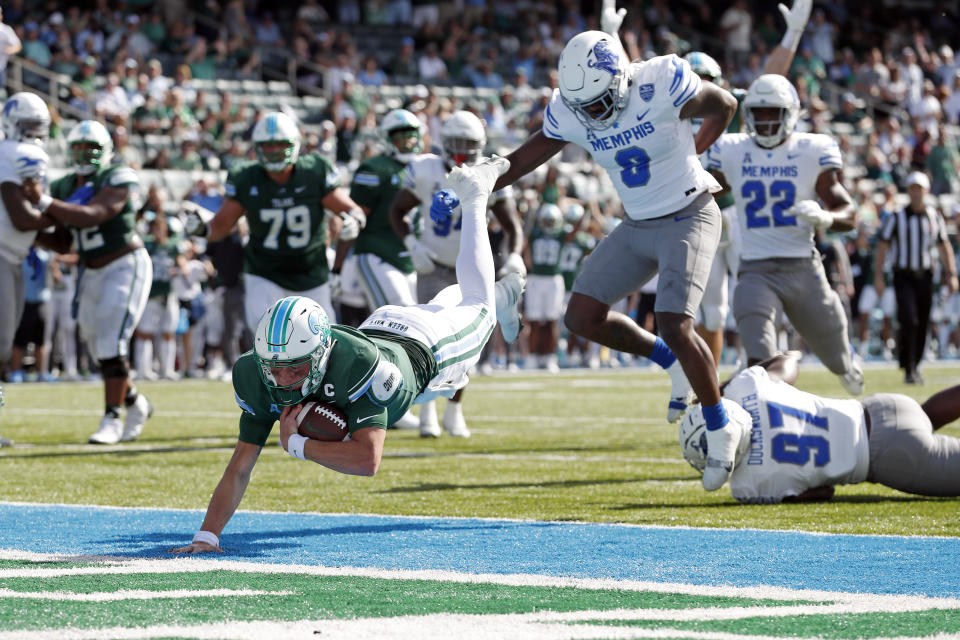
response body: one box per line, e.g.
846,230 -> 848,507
2,503 -> 958,598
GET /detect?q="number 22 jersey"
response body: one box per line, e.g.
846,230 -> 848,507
723,366 -> 869,504
542,54 -> 720,221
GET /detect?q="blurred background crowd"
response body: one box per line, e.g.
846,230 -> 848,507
3,0 -> 959,382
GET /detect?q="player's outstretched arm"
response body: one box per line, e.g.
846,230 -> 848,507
0,180 -> 56,231
169,440 -> 262,554
388,188 -> 422,239
763,0 -> 812,76
812,168 -> 857,232
322,188 -> 367,242
278,405 -> 386,476
922,385 -> 960,431
680,83 -> 737,154
45,185 -> 130,228
494,132 -> 567,192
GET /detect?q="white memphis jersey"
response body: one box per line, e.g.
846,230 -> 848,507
724,366 -> 869,504
707,132 -> 842,261
542,54 -> 720,220
403,154 -> 511,268
0,140 -> 49,264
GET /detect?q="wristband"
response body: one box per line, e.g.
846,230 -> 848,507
286,433 -> 308,460
781,28 -> 802,52
36,194 -> 53,213
192,530 -> 219,547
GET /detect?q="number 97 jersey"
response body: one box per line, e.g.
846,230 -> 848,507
706,131 -> 842,261
723,366 -> 869,504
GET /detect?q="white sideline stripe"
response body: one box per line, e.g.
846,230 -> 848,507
1,552 -> 958,611
0,588 -> 294,601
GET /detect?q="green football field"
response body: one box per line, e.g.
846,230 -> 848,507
1,362 -> 959,639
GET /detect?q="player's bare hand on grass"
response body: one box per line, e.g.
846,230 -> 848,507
169,541 -> 223,554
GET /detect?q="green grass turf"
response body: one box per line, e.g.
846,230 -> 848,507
1,363 -> 958,535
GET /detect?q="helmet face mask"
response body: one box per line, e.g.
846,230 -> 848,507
440,110 -> 486,168
380,108 -> 423,163
254,296 -> 333,407
253,112 -> 301,173
537,203 -> 563,233
66,120 -> 113,175
678,405 -> 709,473
743,74 -> 800,149
558,32 -> 629,131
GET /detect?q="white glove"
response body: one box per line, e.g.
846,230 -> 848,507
790,199 -> 833,230
404,234 -> 438,274
338,209 -> 366,242
778,0 -> 811,36
181,202 -> 215,237
601,0 -> 627,36
328,272 -> 342,300
448,155 -> 510,205
498,251 -> 527,278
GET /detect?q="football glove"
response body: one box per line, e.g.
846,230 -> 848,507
328,271 -> 342,300
790,199 -> 833,230
601,0 -> 627,35
430,189 -> 460,224
498,251 -> 527,278
338,208 -> 366,242
181,201 -> 215,237
778,0 -> 811,35
447,155 -> 510,205
404,234 -> 438,274
65,182 -> 95,205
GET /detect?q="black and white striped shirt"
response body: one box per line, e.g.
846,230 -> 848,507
878,206 -> 948,272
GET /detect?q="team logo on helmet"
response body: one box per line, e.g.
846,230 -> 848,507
587,40 -> 619,76
308,310 -> 323,335
638,83 -> 655,102
3,99 -> 18,117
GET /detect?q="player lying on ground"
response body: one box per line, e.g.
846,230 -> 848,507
679,350 -> 960,502
171,157 -> 524,554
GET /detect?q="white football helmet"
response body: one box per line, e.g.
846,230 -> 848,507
440,110 -> 486,167
742,74 -> 801,149
380,108 -> 423,164
2,92 -> 50,145
683,51 -> 722,82
679,400 -> 752,473
66,120 -> 114,175
537,203 -> 563,233
254,296 -> 335,406
252,111 -> 301,172
565,203 -> 585,225
558,31 -> 629,131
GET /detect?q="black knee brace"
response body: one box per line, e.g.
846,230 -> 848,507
99,357 -> 129,380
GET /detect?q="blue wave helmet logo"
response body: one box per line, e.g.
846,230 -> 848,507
587,39 -> 619,76
16,155 -> 43,170
2,99 -> 18,117
308,310 -> 322,335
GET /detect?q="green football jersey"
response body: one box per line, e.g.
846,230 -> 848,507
49,165 -> 140,262
144,235 -> 180,298
529,227 -> 565,276
232,325 -> 437,447
559,232 -> 597,291
350,155 -> 414,273
225,154 -> 341,291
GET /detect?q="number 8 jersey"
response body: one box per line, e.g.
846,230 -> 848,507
706,131 -> 842,261
542,54 -> 720,221
723,366 -> 869,504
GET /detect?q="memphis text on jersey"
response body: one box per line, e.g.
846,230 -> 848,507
587,119 -> 656,153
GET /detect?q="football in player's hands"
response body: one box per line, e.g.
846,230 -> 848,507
296,401 -> 349,442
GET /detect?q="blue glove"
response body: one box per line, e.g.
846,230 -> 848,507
66,182 -> 95,205
430,189 -> 460,224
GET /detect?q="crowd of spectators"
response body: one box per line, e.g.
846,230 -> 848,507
3,0 -> 960,380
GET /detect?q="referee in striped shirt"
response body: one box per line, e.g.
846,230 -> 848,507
874,172 -> 958,384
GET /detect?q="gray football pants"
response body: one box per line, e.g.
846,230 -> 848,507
0,256 -> 25,365
734,256 -> 852,375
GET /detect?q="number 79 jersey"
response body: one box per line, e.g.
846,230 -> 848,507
225,154 -> 340,291
542,54 -> 720,221
706,132 -> 842,261
723,366 -> 869,504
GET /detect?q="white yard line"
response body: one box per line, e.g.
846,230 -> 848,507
0,588 -> 294,601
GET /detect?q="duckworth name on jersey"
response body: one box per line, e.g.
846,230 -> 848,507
588,120 -> 656,153
741,391 -> 764,466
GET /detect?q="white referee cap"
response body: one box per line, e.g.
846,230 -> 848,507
905,171 -> 930,190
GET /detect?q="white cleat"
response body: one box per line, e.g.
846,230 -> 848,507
495,272 -> 526,344
121,393 -> 153,442
448,155 -> 511,201
442,402 -> 471,438
391,409 -> 420,430
665,359 -> 694,423
89,415 -> 123,445
839,363 -> 865,396
419,400 -> 442,438
702,400 -> 752,491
